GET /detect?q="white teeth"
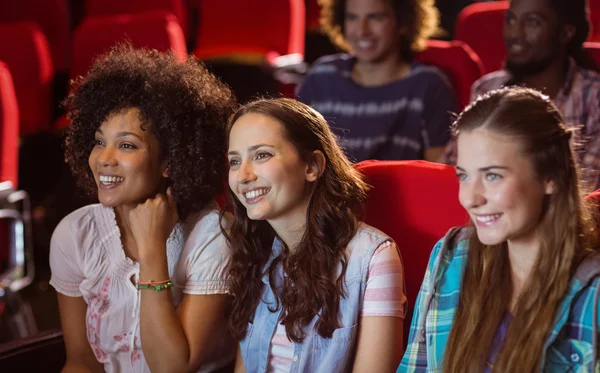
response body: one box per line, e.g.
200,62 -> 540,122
476,214 -> 502,223
99,175 -> 124,184
244,188 -> 269,199
358,40 -> 374,49
510,44 -> 524,53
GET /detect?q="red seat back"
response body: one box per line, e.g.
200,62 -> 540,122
455,1 -> 509,74
71,11 -> 187,81
85,0 -> 188,37
589,1 -> 600,42
0,62 -> 19,187
193,0 -> 305,61
355,160 -> 469,344
0,0 -> 70,71
306,0 -> 321,31
0,22 -> 54,135
415,40 -> 485,109
584,42 -> 600,67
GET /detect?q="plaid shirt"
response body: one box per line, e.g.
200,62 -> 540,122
439,60 -> 600,191
398,227 -> 600,372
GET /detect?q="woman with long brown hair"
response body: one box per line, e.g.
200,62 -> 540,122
224,98 -> 406,372
399,86 -> 600,372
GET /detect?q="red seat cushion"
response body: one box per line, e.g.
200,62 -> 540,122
415,40 -> 485,109
71,11 -> 187,81
0,22 -> 54,135
355,160 -> 469,344
454,1 -> 509,74
193,0 -> 305,61
0,62 -> 19,187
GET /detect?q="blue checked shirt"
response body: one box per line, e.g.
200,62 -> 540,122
398,227 -> 600,372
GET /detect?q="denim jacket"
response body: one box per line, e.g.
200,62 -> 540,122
398,227 -> 600,372
240,223 -> 394,373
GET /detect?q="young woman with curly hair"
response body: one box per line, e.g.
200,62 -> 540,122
297,0 -> 457,164
400,87 -> 600,372
49,44 -> 237,373
225,98 -> 406,373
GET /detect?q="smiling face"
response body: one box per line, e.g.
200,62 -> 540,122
456,128 -> 554,248
88,107 -> 167,208
227,113 -> 318,227
344,0 -> 403,64
504,0 -> 566,77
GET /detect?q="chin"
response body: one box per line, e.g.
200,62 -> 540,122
475,229 -> 507,246
98,198 -> 120,208
245,208 -> 269,221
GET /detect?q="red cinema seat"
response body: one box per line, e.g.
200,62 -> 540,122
85,0 -> 189,37
355,160 -> 469,345
0,0 -> 70,71
589,0 -> 600,42
193,0 -> 305,65
584,41 -> 600,67
455,1 -> 509,74
0,62 -> 19,187
71,11 -> 187,81
0,22 -> 54,135
415,40 -> 485,109
306,0 -> 322,31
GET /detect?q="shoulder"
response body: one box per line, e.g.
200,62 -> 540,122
181,204 -> 231,259
51,204 -> 105,245
343,223 -> 393,267
472,70 -> 511,96
427,227 -> 472,274
572,66 -> 600,98
306,53 -> 352,76
409,63 -> 452,86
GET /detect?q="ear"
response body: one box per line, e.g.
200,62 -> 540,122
560,24 -> 576,45
544,178 -> 555,195
305,150 -> 326,183
161,160 -> 169,179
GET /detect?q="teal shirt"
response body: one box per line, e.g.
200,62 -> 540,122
398,227 -> 600,372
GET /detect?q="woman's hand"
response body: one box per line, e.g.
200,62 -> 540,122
129,187 -> 179,258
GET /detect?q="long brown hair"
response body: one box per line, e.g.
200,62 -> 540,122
443,87 -> 598,373
222,98 -> 369,342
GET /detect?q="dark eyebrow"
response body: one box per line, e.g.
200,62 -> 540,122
95,129 -> 143,141
117,132 -> 143,141
456,165 -> 510,172
228,143 -> 275,156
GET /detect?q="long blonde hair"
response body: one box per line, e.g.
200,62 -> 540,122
443,87 -> 598,373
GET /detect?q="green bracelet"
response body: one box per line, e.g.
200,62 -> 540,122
136,281 -> 173,291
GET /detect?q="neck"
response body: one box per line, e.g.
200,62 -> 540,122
519,58 -> 568,99
352,52 -> 410,87
268,205 -> 309,253
506,237 -> 541,310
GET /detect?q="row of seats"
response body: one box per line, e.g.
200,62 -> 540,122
0,11 -> 481,135
2,0 -> 306,72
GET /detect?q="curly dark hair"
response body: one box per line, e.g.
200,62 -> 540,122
64,43 -> 236,221
223,98 -> 370,342
319,0 -> 440,60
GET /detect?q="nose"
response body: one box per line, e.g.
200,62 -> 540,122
460,178 -> 486,210
504,17 -> 525,42
96,145 -> 117,167
358,18 -> 370,37
237,160 -> 257,185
